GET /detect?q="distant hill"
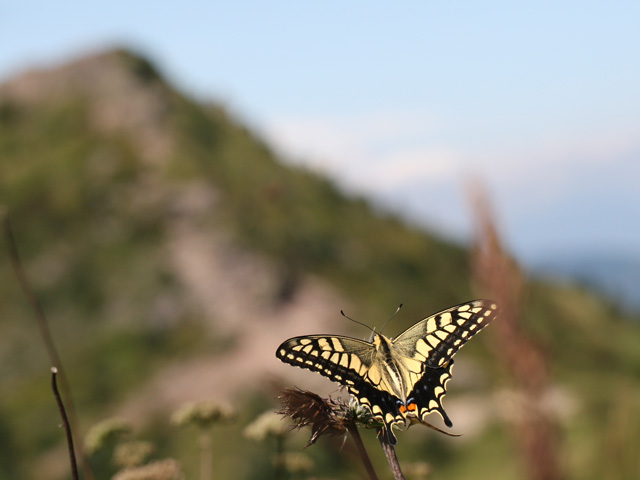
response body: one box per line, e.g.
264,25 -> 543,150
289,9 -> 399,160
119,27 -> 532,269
530,251 -> 640,313
1,49 -> 639,480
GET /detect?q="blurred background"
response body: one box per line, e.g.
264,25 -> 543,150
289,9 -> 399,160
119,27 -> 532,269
1,2 -> 639,479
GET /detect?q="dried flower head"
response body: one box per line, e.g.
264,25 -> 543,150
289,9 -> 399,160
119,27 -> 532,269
111,458 -> 183,480
277,388 -> 377,447
171,400 -> 236,430
85,418 -> 132,454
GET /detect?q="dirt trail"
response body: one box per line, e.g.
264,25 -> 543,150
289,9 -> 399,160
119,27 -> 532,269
117,186 -> 350,421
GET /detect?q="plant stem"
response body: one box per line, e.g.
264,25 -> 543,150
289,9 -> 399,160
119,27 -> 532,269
51,367 -> 79,480
2,208 -> 94,480
378,430 -> 406,480
347,424 -> 379,480
274,435 -> 286,480
199,430 -> 213,480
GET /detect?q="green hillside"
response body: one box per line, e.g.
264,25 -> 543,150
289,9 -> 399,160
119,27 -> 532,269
1,49 -> 639,480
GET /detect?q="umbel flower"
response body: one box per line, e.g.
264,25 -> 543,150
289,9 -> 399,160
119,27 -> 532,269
171,400 -> 236,429
172,400 -> 236,480
85,418 -> 132,454
113,441 -> 155,469
111,459 -> 183,480
244,410 -> 290,441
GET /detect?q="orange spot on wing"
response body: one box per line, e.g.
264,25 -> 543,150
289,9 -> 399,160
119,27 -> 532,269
399,403 -> 418,414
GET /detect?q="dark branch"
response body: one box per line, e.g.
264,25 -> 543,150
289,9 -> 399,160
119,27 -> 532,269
2,208 -> 94,480
378,429 -> 406,480
348,423 -> 379,480
52,367 -> 79,480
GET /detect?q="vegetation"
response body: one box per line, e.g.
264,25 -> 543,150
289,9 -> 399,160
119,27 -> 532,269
0,49 -> 639,479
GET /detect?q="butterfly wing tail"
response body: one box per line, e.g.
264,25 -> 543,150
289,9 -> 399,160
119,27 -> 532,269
409,361 -> 455,428
381,423 -> 398,445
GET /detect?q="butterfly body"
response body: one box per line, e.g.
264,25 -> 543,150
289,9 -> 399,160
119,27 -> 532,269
276,300 -> 498,444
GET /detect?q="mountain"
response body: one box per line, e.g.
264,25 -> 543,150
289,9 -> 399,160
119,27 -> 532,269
1,49 -> 639,480
530,251 -> 640,313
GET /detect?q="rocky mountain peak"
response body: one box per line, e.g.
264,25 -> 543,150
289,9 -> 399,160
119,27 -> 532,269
1,49 -> 174,165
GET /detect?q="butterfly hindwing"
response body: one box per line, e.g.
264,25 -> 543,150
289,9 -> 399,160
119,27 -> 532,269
349,359 -> 456,444
407,361 -> 454,427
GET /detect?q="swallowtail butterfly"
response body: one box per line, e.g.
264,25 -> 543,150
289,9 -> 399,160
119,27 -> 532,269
276,299 -> 498,444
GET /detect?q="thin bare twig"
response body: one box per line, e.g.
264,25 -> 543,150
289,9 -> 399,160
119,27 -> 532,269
51,367 -> 79,480
378,429 -> 405,480
2,209 -> 67,390
1,208 -> 94,480
347,424 -> 379,480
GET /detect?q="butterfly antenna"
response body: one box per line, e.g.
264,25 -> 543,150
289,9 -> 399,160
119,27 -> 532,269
341,310 -> 376,336
379,303 -> 403,335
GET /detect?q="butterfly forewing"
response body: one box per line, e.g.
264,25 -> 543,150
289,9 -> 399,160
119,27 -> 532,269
393,299 -> 499,368
276,335 -> 377,388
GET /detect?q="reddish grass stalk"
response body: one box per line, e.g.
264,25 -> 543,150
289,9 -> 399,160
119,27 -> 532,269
468,184 -> 563,480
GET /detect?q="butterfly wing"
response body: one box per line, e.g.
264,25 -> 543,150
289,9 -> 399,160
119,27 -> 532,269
392,299 -> 499,426
276,335 -> 377,389
393,299 -> 498,366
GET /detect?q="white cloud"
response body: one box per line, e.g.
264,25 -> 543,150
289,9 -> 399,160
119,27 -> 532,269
259,108 -> 640,258
263,110 -> 640,195
261,109 -> 440,173
359,147 -> 460,191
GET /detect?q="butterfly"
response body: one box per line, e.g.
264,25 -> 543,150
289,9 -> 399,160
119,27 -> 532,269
276,299 -> 498,444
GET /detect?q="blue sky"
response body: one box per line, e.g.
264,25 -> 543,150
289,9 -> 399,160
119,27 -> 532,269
2,1 -> 639,262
